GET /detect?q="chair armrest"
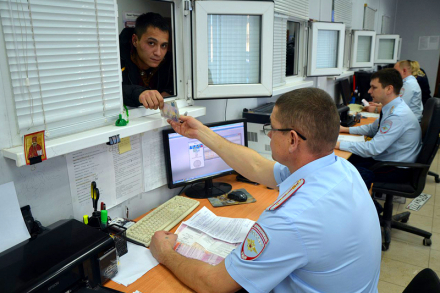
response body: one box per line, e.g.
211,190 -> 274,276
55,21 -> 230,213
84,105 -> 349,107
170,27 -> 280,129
369,161 -> 429,172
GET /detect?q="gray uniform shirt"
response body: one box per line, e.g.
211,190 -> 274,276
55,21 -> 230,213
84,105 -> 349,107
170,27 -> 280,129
340,97 -> 421,162
400,75 -> 423,122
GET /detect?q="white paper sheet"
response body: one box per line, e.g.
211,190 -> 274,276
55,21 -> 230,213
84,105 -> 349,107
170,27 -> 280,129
112,135 -> 144,204
142,130 -> 167,192
0,182 -> 30,253
112,242 -> 159,287
183,207 -> 255,243
337,135 -> 365,143
67,144 -> 117,220
66,135 -> 144,221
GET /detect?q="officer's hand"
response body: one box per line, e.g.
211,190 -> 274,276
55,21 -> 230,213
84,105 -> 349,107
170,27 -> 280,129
149,231 -> 177,264
167,116 -> 206,140
139,90 -> 164,110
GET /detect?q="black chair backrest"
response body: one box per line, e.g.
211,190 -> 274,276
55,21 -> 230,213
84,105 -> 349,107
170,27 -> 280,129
403,268 -> 440,293
417,97 -> 440,166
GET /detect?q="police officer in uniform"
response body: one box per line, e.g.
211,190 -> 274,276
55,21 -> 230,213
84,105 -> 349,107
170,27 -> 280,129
394,60 -> 423,122
149,88 -> 381,293
336,68 -> 422,191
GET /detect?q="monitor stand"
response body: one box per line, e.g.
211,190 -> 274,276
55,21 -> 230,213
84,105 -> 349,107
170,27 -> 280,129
184,179 -> 232,199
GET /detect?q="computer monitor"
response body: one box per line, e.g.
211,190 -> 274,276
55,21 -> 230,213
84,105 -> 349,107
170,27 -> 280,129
338,78 -> 352,106
163,119 -> 247,198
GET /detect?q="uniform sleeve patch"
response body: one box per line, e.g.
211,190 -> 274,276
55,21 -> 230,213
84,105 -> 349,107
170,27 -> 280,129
380,120 -> 393,134
399,87 -> 405,97
240,223 -> 269,261
266,178 -> 305,211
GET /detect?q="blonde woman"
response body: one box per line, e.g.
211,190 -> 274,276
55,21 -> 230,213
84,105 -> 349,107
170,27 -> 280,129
410,60 -> 431,105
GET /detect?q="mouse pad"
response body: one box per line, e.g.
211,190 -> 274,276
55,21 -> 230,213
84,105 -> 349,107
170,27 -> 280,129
208,188 -> 256,207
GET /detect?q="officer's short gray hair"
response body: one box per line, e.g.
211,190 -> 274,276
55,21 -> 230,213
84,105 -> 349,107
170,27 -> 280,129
275,88 -> 340,156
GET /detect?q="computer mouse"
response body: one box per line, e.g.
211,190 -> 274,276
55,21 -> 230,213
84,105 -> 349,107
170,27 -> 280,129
227,191 -> 248,202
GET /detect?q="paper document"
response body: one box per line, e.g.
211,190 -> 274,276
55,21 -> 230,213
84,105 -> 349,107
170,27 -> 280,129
142,130 -> 167,192
0,182 -> 30,253
183,207 -> 255,243
112,135 -> 144,204
349,111 -> 380,118
66,135 -> 144,221
112,242 -> 159,287
338,135 -> 365,143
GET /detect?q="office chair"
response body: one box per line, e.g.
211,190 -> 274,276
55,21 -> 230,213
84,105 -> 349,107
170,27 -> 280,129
428,93 -> 440,183
371,98 -> 440,251
403,268 -> 440,293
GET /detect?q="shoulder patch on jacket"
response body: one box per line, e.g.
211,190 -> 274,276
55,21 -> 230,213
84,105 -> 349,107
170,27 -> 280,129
266,178 -> 305,211
241,223 -> 269,261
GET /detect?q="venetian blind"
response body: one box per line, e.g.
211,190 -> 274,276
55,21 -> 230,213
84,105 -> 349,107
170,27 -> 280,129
272,15 -> 287,87
363,5 -> 376,31
207,14 -> 261,85
274,0 -> 308,20
0,0 -> 121,137
381,15 -> 391,34
333,0 -> 352,29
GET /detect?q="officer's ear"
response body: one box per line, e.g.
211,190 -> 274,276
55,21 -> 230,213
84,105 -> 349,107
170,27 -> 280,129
385,85 -> 394,95
288,130 -> 299,153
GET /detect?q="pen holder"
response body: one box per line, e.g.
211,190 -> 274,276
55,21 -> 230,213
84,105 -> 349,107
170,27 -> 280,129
88,211 -> 101,229
105,224 -> 128,257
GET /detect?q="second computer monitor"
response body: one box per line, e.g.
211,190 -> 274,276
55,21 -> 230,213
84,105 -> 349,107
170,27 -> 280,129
163,119 -> 247,198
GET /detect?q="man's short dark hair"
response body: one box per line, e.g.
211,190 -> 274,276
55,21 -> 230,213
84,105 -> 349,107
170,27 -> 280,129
135,12 -> 170,39
275,88 -> 340,155
371,68 -> 403,95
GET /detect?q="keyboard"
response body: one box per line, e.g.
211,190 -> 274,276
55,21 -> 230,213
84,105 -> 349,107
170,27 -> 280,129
126,196 -> 200,247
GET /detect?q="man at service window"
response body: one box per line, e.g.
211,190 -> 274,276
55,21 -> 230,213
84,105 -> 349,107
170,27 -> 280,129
119,12 -> 174,110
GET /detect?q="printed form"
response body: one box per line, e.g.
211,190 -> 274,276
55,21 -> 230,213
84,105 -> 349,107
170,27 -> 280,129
174,207 -> 254,265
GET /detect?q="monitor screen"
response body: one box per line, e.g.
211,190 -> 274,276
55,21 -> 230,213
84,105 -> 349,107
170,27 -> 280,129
338,78 -> 352,106
163,119 -> 247,198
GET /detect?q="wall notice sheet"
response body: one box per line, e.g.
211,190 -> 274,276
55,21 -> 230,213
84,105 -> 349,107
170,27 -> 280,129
142,130 -> 167,192
66,135 -> 144,220
0,182 -> 30,253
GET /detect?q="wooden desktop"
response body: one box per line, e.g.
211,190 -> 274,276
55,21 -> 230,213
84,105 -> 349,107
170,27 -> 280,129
105,116 -> 375,293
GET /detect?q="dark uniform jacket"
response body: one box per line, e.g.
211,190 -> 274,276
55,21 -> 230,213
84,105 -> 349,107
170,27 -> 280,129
119,28 -> 174,107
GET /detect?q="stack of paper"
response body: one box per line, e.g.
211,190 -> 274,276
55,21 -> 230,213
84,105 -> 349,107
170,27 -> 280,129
174,207 -> 255,265
338,135 -> 365,143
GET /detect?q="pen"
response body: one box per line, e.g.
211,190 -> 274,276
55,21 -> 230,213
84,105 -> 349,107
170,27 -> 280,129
101,202 -> 106,210
125,206 -> 129,219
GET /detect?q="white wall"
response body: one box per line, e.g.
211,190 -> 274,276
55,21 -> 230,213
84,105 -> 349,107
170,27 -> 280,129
394,0 -> 440,93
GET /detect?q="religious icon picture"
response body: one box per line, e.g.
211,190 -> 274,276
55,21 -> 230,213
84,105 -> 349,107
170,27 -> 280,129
24,130 -> 47,165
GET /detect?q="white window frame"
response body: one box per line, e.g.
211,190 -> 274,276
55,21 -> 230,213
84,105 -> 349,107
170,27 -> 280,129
374,34 -> 399,64
350,30 -> 376,68
192,1 -> 274,99
307,22 -> 345,76
397,37 -> 402,61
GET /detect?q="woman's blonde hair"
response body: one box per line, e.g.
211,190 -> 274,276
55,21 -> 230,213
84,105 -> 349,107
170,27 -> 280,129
410,60 -> 425,77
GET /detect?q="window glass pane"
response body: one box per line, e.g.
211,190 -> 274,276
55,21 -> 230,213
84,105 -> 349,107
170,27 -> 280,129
317,30 -> 339,68
378,39 -> 395,60
356,35 -> 372,62
286,21 -> 299,76
208,15 -> 261,85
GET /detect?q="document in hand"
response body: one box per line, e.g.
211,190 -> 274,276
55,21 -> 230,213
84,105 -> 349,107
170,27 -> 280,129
174,207 -> 255,265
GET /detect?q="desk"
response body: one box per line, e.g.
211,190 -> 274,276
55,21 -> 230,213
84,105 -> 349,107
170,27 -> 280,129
105,175 -> 278,293
105,116 -> 376,292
